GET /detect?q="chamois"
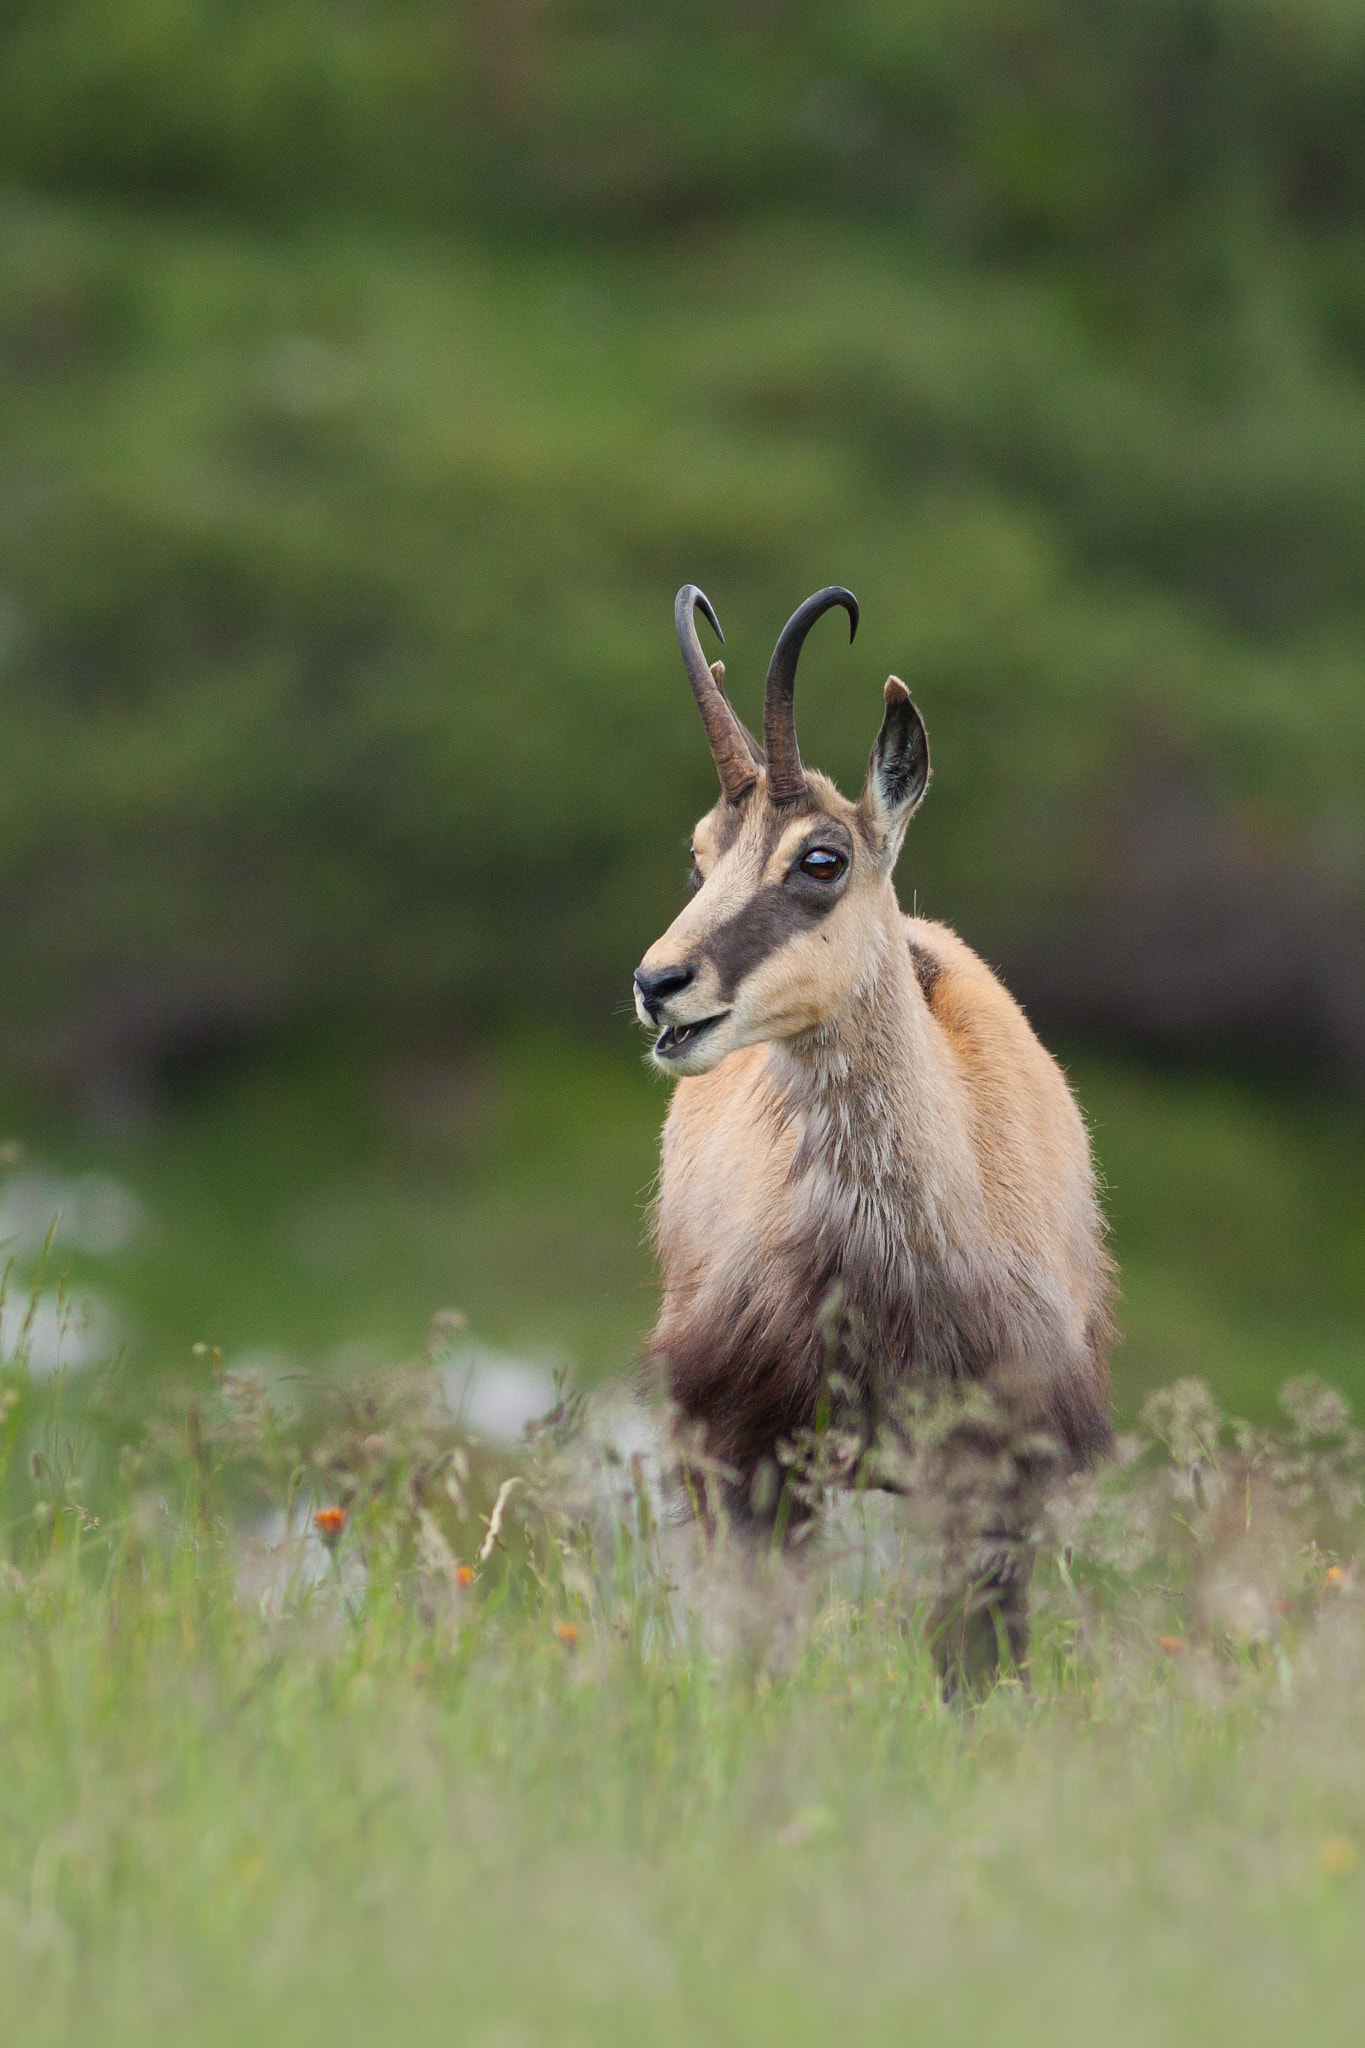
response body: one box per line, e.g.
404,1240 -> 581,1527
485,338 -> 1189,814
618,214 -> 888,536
634,585 -> 1116,1685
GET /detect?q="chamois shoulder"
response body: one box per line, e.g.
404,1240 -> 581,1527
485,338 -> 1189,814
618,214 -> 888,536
904,910 -> 1089,1136
903,915 -> 1039,1047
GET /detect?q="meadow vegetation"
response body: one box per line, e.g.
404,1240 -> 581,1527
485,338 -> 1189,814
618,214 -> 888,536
2,1340 -> 1364,2046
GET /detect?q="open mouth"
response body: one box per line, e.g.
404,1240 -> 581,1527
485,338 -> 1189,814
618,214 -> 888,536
653,1014 -> 728,1061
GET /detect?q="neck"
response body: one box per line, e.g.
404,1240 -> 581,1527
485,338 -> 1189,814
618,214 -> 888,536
769,897 -> 976,1251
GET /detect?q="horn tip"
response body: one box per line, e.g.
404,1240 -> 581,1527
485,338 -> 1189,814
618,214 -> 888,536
676,583 -> 724,644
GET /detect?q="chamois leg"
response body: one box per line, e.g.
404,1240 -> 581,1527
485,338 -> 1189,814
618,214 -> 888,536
724,1453 -> 818,1548
928,1515 -> 1035,1699
925,1423 -> 1049,1699
668,1430 -> 817,1552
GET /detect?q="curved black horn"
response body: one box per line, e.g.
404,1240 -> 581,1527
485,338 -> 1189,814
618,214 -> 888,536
675,586 -> 757,802
762,586 -> 859,805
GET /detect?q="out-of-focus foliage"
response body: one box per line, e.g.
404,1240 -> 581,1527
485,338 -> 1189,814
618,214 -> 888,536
8,0 -> 1365,251
1,2 -> 1365,1092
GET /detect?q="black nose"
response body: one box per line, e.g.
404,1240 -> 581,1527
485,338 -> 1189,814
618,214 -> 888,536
634,963 -> 695,1016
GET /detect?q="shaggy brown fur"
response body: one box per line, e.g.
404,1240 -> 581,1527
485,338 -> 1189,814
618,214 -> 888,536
636,589 -> 1117,1688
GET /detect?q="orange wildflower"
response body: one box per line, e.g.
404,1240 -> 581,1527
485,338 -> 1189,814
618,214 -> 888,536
554,1621 -> 581,1648
1320,1837 -> 1359,1877
455,1564 -> 476,1588
1158,1635 -> 1187,1656
1325,1565 -> 1347,1587
314,1506 -> 346,1549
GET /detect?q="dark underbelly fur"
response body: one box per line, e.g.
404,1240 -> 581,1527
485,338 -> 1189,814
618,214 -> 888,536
659,1247 -> 1113,1529
658,1255 -> 1112,1695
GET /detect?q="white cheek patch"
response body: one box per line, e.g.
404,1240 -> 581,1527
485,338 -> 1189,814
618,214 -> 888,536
729,894 -> 874,1041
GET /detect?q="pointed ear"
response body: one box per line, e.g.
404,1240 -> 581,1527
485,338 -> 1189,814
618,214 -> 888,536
858,677 -> 929,867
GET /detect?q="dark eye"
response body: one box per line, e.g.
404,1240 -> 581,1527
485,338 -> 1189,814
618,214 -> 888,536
797,847 -> 846,882
688,847 -> 703,892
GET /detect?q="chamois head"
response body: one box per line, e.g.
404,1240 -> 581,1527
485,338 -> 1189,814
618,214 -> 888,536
634,585 -> 930,1075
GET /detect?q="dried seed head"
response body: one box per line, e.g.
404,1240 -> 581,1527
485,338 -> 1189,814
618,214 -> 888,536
427,1307 -> 467,1354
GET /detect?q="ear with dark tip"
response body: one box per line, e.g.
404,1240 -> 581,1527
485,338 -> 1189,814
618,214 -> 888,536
711,660 -> 765,767
858,676 -> 930,865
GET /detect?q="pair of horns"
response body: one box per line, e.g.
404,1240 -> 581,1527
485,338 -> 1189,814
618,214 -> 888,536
675,584 -> 859,806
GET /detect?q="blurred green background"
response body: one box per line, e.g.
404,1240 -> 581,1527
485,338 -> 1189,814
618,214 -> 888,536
0,0 -> 1363,1420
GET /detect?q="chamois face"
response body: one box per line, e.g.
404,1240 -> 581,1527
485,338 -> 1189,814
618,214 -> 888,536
634,586 -> 930,1078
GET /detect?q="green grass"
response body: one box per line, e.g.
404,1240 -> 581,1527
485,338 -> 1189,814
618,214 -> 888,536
3,1356 -> 1365,2048
1072,1057 -> 1365,1417
0,1033 -> 665,1383
2,1037 -> 1363,1425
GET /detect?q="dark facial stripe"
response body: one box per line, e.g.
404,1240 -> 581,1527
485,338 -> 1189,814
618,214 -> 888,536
703,880 -> 842,1001
710,803 -> 747,856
